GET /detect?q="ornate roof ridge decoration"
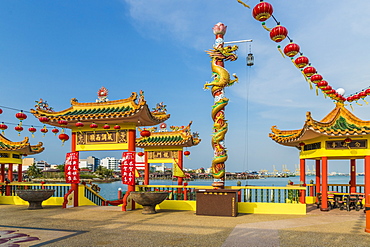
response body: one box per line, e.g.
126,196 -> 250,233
30,91 -> 170,127
269,103 -> 370,146
0,134 -> 44,154
136,121 -> 201,147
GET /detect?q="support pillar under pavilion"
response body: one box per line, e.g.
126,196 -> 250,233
350,159 -> 357,193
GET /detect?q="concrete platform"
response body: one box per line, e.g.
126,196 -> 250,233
0,204 -> 369,246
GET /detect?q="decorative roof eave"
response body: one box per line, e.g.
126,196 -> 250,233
30,92 -> 170,127
0,134 -> 44,155
269,103 -> 370,146
136,122 -> 201,148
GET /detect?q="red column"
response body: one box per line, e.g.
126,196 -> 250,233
299,159 -> 306,203
122,129 -> 136,211
315,160 -> 321,203
350,159 -> 356,193
321,157 -> 329,211
144,151 -> 149,185
17,164 -> 22,182
71,132 -> 79,207
178,150 -> 183,186
8,164 -> 13,182
0,164 -> 4,182
365,156 -> 370,233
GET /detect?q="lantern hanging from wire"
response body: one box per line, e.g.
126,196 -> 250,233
15,125 -> 23,136
15,111 -> 27,127
59,133 -> 69,145
28,126 -> 37,138
0,122 -> 8,135
40,125 -> 48,137
52,128 -> 59,135
252,1 -> 273,22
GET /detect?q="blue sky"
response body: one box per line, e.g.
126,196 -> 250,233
0,0 -> 370,173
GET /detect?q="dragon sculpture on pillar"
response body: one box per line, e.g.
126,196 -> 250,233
204,22 -> 238,188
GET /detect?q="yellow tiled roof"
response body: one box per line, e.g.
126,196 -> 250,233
136,122 -> 201,148
30,92 -> 170,128
0,134 -> 44,154
269,103 -> 370,145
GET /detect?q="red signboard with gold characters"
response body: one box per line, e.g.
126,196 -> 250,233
121,151 -> 135,186
65,152 -> 80,184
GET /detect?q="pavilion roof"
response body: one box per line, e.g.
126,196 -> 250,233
269,103 -> 370,147
30,92 -> 170,127
0,134 -> 44,155
136,122 -> 201,148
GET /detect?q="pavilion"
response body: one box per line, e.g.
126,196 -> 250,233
269,102 -> 370,211
0,134 -> 44,183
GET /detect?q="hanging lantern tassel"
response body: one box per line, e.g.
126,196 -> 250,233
261,22 -> 271,32
301,71 -> 313,90
356,101 -> 363,106
363,98 -> 369,105
277,46 -> 285,58
350,104 -> 354,111
237,0 -> 250,8
291,58 -> 300,69
315,86 -> 319,96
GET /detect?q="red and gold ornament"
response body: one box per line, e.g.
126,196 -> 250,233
28,126 -> 37,138
252,1 -> 273,22
283,43 -> 300,57
270,25 -> 288,43
0,122 -> 7,135
294,56 -> 309,68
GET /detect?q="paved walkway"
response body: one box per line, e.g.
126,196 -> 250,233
0,204 -> 369,246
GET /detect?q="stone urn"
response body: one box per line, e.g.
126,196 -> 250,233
16,189 -> 55,210
130,191 -> 168,214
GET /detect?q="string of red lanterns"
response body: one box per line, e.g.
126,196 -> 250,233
252,1 -> 369,106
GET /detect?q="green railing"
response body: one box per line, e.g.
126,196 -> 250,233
137,185 -> 305,203
306,184 -> 365,197
84,186 -> 107,206
0,182 -> 71,197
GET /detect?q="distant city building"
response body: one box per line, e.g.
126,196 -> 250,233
35,160 -> 50,170
100,157 -> 120,171
22,158 -> 35,171
79,156 -> 100,172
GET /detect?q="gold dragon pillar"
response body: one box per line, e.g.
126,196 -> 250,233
204,22 -> 238,188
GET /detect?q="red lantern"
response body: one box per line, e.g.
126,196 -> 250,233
114,125 -> 121,130
39,116 -> 50,123
269,25 -> 288,43
138,152 -> 144,157
294,56 -> 309,68
75,122 -> 84,128
52,128 -> 59,135
359,91 -> 367,99
184,151 -> 190,156
15,125 -> 23,136
322,85 -> 332,93
310,74 -> 323,84
28,126 -> 36,137
103,124 -> 110,130
299,142 -> 305,147
347,96 -> 354,102
326,89 -> 336,96
16,111 -> 27,121
0,122 -> 8,135
366,88 -> 370,95
252,1 -> 273,22
0,109 -> 2,114
283,43 -> 300,57
303,66 -> 317,77
59,133 -> 69,145
317,80 -> 328,89
352,94 -> 360,101
140,130 -> 151,137
58,120 -> 68,126
90,123 -> 98,129
40,126 -> 48,136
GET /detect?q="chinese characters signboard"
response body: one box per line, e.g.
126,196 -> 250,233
326,140 -> 367,149
147,150 -> 178,160
121,152 -> 135,185
65,152 -> 80,183
76,130 -> 127,145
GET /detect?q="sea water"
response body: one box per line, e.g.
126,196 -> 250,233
96,175 -> 363,200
